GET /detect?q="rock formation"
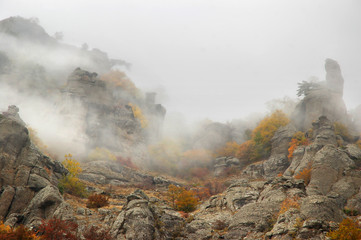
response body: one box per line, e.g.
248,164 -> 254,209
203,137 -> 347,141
292,59 -> 348,131
0,107 -> 68,228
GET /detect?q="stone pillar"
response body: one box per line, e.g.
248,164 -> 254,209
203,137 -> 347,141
325,58 -> 344,97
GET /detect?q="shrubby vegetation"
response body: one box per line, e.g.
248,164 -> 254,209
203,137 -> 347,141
86,193 -> 109,209
37,218 -> 78,240
294,162 -> 312,185
129,103 -> 148,128
279,196 -> 300,215
58,154 -> 87,197
216,110 -> 290,162
0,221 -> 40,240
327,218 -> 361,240
334,121 -> 353,142
288,131 -> 309,159
167,184 -> 198,213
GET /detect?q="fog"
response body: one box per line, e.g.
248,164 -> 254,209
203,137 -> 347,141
1,0 -> 360,123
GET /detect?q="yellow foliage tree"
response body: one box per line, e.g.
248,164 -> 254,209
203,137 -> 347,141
215,110 -> 289,162
129,103 -> 148,128
327,218 -> 361,240
58,154 -> 86,197
251,110 -> 290,159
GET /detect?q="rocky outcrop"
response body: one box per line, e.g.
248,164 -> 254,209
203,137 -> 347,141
292,59 -> 348,131
62,68 -> 165,160
213,156 -> 243,177
0,108 -> 67,227
325,58 -> 344,96
110,189 -> 184,240
262,124 -> 297,177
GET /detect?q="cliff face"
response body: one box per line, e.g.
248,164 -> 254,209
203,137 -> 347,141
0,107 -> 68,228
61,68 -> 166,160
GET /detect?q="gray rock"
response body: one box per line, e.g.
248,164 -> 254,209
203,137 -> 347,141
291,59 -> 348,131
300,195 -> 343,222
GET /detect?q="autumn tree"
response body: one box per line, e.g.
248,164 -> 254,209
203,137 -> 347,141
216,110 -> 289,163
251,110 -> 290,159
58,154 -> 87,197
167,184 -> 198,212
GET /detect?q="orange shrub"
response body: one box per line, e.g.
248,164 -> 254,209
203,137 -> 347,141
236,140 -> 256,161
0,222 -> 40,240
167,184 -> 198,212
86,193 -> 109,209
294,162 -> 312,185
327,218 -> 361,240
279,196 -> 300,215
288,131 -> 309,159
194,187 -> 211,201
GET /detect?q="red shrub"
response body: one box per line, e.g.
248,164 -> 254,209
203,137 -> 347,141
37,218 -> 78,240
194,187 -> 211,201
86,194 -> 109,209
204,180 -> 227,196
83,226 -> 112,240
116,156 -> 138,170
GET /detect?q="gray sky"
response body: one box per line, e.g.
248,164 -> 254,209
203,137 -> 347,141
1,0 -> 360,122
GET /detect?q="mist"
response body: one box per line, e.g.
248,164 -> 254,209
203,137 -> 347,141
0,1 -> 360,179
1,0 -> 360,123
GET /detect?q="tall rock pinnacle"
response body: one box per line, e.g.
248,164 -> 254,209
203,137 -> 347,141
325,58 -> 344,97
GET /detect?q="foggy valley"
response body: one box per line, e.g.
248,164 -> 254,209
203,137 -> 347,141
0,1 -> 361,239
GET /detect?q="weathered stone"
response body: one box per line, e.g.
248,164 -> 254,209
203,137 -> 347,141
300,195 -> 343,222
292,59 -> 348,131
0,186 -> 15,217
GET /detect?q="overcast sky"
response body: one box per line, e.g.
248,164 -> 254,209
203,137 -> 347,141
1,0 -> 360,122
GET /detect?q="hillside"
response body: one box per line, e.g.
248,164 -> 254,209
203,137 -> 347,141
0,16 -> 361,240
